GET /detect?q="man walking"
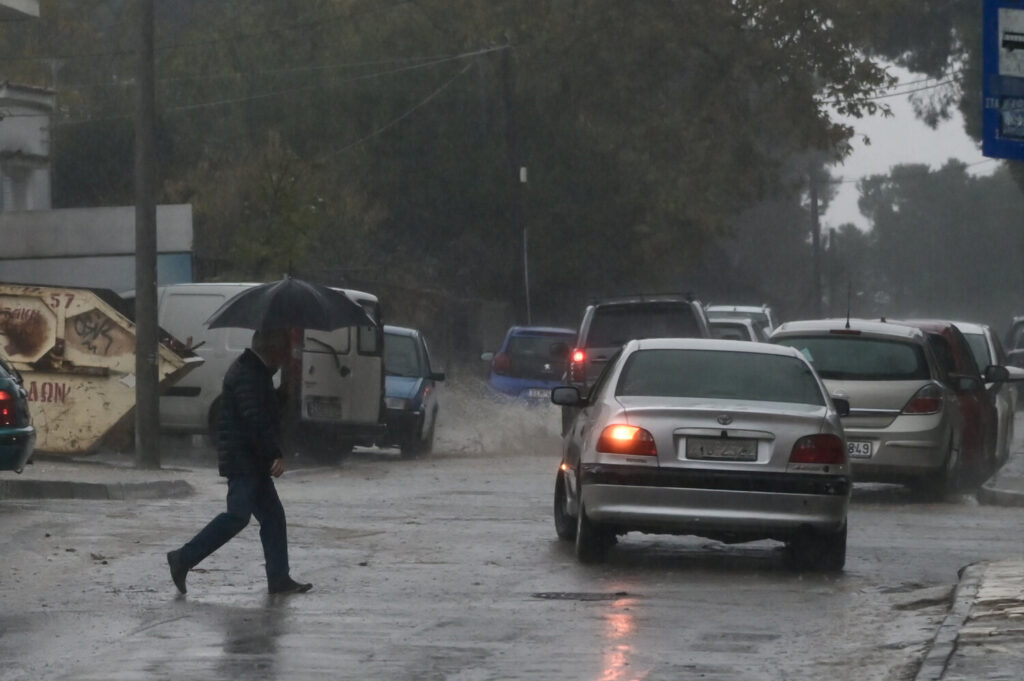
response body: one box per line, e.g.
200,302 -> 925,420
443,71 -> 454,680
167,327 -> 312,595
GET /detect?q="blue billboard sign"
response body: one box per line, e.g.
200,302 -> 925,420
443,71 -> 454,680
984,0 -> 1024,159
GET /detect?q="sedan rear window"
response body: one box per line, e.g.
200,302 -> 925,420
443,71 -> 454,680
773,336 -> 930,381
587,303 -> 701,347
616,349 -> 825,406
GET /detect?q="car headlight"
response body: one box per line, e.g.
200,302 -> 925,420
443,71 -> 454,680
385,397 -> 410,410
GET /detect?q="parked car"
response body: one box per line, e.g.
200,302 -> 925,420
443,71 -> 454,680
562,293 -> 711,433
708,317 -> 764,341
953,321 -> 1022,467
898,319 -> 1004,484
481,326 -> 575,402
0,353 -> 35,473
771,319 -> 1004,494
551,338 -> 850,570
379,325 -> 444,457
1004,315 -> 1024,365
706,304 -> 777,336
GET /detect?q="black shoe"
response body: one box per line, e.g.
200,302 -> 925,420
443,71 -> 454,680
167,550 -> 188,594
268,577 -> 312,594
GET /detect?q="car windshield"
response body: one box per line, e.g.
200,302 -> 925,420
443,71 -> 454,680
963,332 -> 991,370
616,349 -> 825,406
384,334 -> 422,377
774,336 -> 930,381
587,303 -> 701,347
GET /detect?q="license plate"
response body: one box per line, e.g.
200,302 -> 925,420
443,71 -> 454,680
847,440 -> 873,459
527,388 -> 549,399
305,397 -> 342,420
684,437 -> 757,462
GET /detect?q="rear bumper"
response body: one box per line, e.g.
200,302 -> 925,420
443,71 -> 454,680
0,426 -> 35,471
580,465 -> 849,539
843,416 -> 949,482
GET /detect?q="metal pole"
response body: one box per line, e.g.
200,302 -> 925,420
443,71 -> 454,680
134,0 -> 160,468
809,166 -> 822,318
520,165 -> 531,325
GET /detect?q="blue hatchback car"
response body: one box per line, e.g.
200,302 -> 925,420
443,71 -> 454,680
483,326 -> 575,401
379,325 -> 445,457
0,354 -> 35,473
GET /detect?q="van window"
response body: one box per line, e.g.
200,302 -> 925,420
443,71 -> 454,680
587,303 -> 701,347
358,323 -> 378,354
162,292 -> 251,350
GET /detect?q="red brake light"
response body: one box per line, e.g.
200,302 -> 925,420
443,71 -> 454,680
597,424 -> 657,456
902,384 -> 943,415
789,434 -> 845,464
0,389 -> 15,427
492,352 -> 511,375
570,348 -> 586,383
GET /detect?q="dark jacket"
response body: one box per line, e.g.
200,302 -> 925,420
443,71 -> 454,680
216,349 -> 283,477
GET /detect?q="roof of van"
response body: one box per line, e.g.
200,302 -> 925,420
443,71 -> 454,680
143,282 -> 378,303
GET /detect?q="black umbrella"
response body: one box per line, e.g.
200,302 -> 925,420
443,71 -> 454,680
204,276 -> 375,331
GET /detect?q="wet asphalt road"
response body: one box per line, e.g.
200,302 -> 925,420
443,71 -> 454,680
3,406 -> 1024,681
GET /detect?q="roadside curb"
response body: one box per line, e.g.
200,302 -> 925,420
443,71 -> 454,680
0,478 -> 194,500
914,562 -> 984,681
976,479 -> 1024,507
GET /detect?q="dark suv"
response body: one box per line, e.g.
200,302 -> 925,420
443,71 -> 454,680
561,294 -> 711,432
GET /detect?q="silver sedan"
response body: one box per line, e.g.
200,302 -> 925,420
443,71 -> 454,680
551,338 -> 850,570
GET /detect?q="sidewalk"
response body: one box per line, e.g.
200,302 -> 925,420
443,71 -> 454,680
0,437 -> 212,500
915,434 -> 1024,681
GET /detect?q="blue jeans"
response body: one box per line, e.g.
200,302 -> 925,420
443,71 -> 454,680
179,475 -> 290,585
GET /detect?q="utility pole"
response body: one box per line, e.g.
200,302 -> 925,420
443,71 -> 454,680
134,0 -> 160,468
809,166 -> 822,318
500,47 -> 528,323
520,165 -> 531,324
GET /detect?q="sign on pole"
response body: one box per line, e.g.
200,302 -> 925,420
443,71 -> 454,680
984,0 -> 1024,159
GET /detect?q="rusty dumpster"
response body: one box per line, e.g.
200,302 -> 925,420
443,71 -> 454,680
0,283 -> 202,455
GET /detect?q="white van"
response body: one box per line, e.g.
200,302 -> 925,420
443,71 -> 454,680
131,282 -> 385,457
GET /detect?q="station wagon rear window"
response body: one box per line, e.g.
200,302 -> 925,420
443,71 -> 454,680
587,303 -> 701,347
774,336 -> 930,381
616,349 -> 824,406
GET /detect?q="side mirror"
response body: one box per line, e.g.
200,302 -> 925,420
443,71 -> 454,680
430,372 -> 446,382
983,364 -> 1010,383
549,342 -> 570,359
480,352 -> 494,362
551,386 -> 586,407
830,396 -> 850,417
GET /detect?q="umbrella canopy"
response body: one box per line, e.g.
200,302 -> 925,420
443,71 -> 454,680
204,276 -> 375,331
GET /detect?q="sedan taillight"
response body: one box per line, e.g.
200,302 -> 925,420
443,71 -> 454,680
789,434 -> 845,464
0,390 -> 16,427
902,384 -> 943,415
569,348 -> 586,383
597,424 -> 657,456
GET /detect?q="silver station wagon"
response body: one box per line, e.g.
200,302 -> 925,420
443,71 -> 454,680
551,338 -> 850,570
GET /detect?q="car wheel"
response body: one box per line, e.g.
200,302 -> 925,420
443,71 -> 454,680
575,500 -> 612,563
785,524 -> 847,572
400,414 -> 433,459
914,431 -> 962,499
553,471 -> 577,541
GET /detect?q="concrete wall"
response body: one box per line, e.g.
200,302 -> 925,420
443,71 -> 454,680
0,204 -> 194,291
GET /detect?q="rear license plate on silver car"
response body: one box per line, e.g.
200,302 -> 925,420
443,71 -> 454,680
684,437 -> 757,462
847,440 -> 873,458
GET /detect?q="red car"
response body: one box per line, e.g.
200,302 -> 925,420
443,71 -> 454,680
898,320 -> 1006,486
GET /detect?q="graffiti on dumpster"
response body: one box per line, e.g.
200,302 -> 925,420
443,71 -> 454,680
0,307 -> 50,357
26,380 -> 70,404
67,310 -> 134,357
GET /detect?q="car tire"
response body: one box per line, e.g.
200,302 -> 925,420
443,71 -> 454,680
400,414 -> 434,459
553,471 -> 577,541
915,432 -> 962,499
785,524 -> 847,572
575,500 -> 612,563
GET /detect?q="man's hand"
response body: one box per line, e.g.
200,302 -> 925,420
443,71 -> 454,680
270,458 -> 285,478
